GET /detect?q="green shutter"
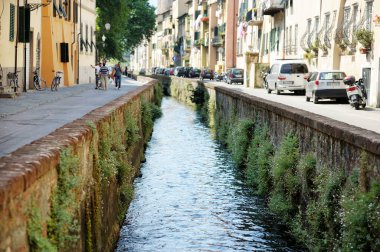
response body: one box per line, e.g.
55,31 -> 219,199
9,4 -> 15,41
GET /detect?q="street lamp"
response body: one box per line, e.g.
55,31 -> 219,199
105,23 -> 111,31
102,35 -> 106,47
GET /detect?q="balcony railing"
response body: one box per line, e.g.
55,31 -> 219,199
212,36 -> 223,46
218,23 -> 226,36
246,7 -> 263,26
262,0 -> 285,16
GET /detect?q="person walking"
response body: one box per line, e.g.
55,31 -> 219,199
99,63 -> 109,90
114,62 -> 123,89
91,62 -> 102,89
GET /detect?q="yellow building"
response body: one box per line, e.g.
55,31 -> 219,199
0,0 -> 96,97
0,0 -> 43,95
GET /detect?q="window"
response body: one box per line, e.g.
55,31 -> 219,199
319,72 -> 346,80
352,4 -> 358,32
343,7 -> 350,40
324,12 -> 330,30
286,27 -> 289,54
60,43 -> 69,62
294,24 -> 298,54
9,4 -> 15,41
289,26 -> 292,53
280,64 -> 308,74
365,1 -> 373,30
315,16 -> 319,37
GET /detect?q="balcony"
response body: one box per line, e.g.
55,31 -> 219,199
262,0 -> 285,16
193,40 -> 201,47
184,39 -> 192,51
218,23 -> 226,36
204,37 -> 209,47
246,8 -> 263,26
212,36 -> 223,46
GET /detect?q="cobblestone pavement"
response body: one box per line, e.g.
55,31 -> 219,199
0,77 -> 144,157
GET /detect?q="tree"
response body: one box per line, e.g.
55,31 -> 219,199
96,0 -> 156,60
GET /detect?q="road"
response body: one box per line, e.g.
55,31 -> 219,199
0,77 -> 144,157
203,80 -> 380,134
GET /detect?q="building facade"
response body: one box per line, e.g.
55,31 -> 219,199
136,0 -> 380,107
0,0 -> 96,97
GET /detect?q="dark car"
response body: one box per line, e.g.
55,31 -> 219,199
200,69 -> 214,80
225,68 -> 244,84
188,67 -> 201,78
174,67 -> 186,77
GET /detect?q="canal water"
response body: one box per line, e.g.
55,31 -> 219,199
116,97 -> 304,252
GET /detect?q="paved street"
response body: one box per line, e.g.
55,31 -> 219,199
203,80 -> 380,134
0,77 -> 144,157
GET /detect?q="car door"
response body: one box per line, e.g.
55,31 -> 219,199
267,64 -> 279,90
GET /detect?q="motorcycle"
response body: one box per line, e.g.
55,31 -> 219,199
214,71 -> 224,82
343,75 -> 367,110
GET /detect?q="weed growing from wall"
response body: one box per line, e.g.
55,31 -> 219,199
48,147 -> 81,250
226,119 -> 255,166
246,125 -> 273,195
268,133 -> 301,223
123,112 -> 140,149
153,82 -> 164,107
27,204 -> 57,252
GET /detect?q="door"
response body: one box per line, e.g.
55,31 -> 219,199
362,68 -> 371,103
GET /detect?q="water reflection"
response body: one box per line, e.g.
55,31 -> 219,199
116,97 -> 304,252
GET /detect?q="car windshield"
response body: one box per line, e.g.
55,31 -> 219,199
280,64 -> 308,74
319,72 -> 346,80
232,69 -> 243,74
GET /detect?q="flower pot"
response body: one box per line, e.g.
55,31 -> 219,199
201,17 -> 209,22
359,47 -> 367,54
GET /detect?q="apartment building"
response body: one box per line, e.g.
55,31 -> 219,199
141,0 -> 380,107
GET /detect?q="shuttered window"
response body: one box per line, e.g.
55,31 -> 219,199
9,4 -> 15,41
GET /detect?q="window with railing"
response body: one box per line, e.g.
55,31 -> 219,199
365,0 -> 373,30
294,24 -> 298,54
343,7 -> 350,40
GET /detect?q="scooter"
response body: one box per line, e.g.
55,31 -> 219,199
343,75 -> 367,110
214,72 -> 224,82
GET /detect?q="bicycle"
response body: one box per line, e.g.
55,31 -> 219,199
51,71 -> 63,91
33,68 -> 47,91
7,71 -> 20,92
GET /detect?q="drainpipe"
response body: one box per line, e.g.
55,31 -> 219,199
14,0 -> 20,79
282,10 -> 285,59
76,0 -> 81,84
23,0 -> 27,92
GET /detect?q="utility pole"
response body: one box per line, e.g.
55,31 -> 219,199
23,0 -> 27,92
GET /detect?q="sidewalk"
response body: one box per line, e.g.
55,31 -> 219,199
0,77 -> 144,157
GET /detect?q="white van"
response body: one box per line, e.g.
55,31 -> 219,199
266,60 -> 309,95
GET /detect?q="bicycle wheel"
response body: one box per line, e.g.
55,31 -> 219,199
34,78 -> 41,90
10,80 -> 17,92
51,78 -> 57,91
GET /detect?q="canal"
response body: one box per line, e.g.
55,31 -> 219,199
116,97 -> 304,251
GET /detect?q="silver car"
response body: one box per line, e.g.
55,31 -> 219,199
305,70 -> 347,104
266,60 -> 309,95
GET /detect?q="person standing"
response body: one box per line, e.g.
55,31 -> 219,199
99,63 -> 109,90
91,62 -> 102,89
114,62 -> 123,89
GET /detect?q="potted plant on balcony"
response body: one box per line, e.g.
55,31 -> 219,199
355,28 -> 374,53
201,16 -> 209,22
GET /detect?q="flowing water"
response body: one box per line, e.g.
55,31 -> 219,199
116,97 -> 304,252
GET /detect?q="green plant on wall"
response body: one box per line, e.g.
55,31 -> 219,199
246,125 -> 273,195
269,133 -> 301,223
48,147 -> 81,250
355,28 -> 374,49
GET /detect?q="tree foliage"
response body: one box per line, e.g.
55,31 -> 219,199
96,0 -> 156,60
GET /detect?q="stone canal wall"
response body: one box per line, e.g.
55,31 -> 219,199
159,75 -> 380,251
0,77 -> 162,252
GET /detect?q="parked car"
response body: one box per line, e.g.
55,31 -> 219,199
266,60 -> 309,95
225,68 -> 244,84
174,66 -> 186,77
155,68 -> 163,75
151,67 -> 158,74
305,70 -> 347,104
200,68 -> 214,80
188,67 -> 201,78
184,67 -> 193,78
139,68 -> 146,75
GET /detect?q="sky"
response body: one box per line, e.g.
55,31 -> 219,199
149,0 -> 157,7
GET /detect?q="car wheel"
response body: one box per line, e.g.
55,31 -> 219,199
275,85 -> 281,95
312,93 -> 319,104
267,88 -> 271,94
306,96 -> 310,102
